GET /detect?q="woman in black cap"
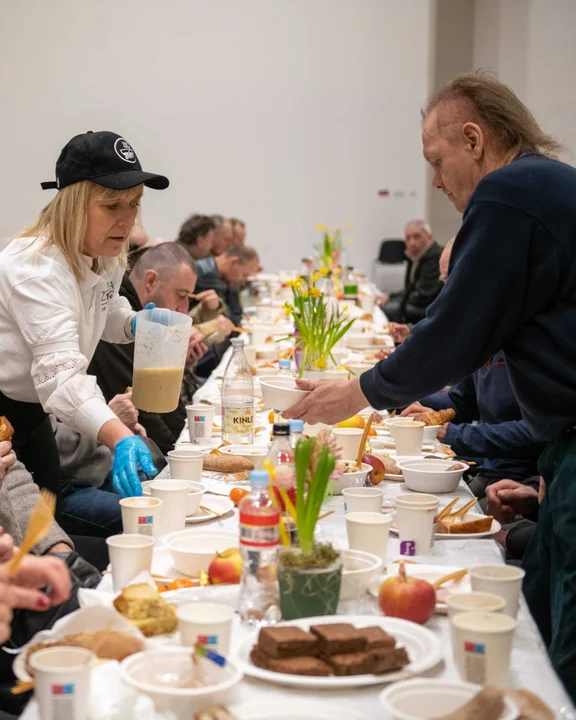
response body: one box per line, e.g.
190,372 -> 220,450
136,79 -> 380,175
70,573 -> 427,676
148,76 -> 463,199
0,131 -> 170,510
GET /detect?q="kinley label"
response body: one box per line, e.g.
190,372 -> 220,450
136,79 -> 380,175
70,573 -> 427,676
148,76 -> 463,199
224,408 -> 254,434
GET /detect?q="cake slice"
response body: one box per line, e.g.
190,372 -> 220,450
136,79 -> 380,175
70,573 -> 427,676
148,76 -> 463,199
324,651 -> 373,676
113,583 -> 177,637
258,626 -> 318,659
369,646 -> 410,674
357,626 -> 397,651
310,623 -> 366,656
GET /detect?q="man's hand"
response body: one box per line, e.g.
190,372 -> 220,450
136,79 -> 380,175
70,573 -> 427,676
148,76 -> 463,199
109,392 -> 139,430
283,377 -> 368,425
388,322 -> 411,345
400,402 -> 433,418
133,423 -> 147,438
0,441 -> 16,488
485,479 -> 539,524
187,328 -> 208,365
194,290 -> 221,311
437,423 -> 448,442
217,315 -> 235,337
377,348 -> 394,361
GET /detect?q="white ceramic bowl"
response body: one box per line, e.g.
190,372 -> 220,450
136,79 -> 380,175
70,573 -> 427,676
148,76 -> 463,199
142,479 -> 206,517
219,444 -> 269,470
259,376 -> 309,412
379,678 -> 518,720
396,459 -> 468,494
164,529 -> 238,576
422,425 -> 440,443
340,549 -> 383,601
120,648 -> 243,714
330,462 -> 371,494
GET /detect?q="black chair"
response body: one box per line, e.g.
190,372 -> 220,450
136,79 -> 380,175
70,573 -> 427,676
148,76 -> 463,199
378,239 -> 405,264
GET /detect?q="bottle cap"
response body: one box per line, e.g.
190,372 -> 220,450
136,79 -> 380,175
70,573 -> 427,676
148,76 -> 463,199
231,337 -> 244,347
272,422 -> 290,436
249,470 -> 270,487
288,419 -> 304,433
278,359 -> 291,368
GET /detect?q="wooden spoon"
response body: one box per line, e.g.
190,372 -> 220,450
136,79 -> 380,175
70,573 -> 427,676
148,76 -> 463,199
432,568 -> 468,589
356,413 -> 374,468
8,489 -> 55,576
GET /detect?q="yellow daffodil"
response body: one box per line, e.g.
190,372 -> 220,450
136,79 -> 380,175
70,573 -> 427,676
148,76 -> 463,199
291,278 -> 303,290
310,287 -> 322,299
301,289 -> 309,298
316,357 -> 327,369
286,279 -> 295,288
334,267 -> 341,275
319,267 -> 329,276
284,306 -> 292,317
311,271 -> 320,283
342,305 -> 349,313
316,224 -> 328,232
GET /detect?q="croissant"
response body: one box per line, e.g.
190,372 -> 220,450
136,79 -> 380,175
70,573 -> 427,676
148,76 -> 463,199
0,416 -> 14,442
422,408 -> 455,426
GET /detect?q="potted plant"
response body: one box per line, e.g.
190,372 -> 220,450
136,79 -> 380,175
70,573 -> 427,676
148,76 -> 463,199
277,435 -> 342,620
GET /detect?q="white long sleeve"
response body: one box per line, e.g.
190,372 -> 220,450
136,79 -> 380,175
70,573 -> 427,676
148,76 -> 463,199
101,290 -> 136,343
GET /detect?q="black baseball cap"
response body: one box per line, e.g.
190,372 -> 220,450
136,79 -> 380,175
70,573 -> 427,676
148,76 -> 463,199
41,131 -> 169,191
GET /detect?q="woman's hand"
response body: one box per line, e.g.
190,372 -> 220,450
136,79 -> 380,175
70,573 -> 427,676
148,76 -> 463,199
0,529 -> 14,563
194,290 -> 221,311
112,436 -> 158,497
0,441 -> 16,488
109,392 -> 139,430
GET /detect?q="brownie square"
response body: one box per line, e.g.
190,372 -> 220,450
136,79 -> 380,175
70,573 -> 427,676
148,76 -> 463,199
325,651 -> 373,676
369,646 -> 410,674
358,626 -> 397,651
258,626 -> 318,659
250,646 -> 272,670
268,655 -> 333,676
310,623 -> 366,656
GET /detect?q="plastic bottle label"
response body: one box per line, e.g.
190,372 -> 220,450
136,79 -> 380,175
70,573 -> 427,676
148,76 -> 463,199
223,408 -> 254,435
239,511 -> 280,547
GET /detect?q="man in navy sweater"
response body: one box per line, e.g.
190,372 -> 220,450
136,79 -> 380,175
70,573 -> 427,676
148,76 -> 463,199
285,72 -> 576,698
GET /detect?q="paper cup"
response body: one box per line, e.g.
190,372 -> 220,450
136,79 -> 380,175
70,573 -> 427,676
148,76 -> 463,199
343,487 -> 384,514
451,611 -> 516,687
333,427 -> 365,459
167,449 -> 205,482
176,602 -> 235,654
345,511 -> 392,561
120,497 -> 163,537
389,421 -> 424,456
244,346 -> 257,365
105,534 -> 154,592
445,591 -> 507,619
31,647 -> 95,720
470,565 -> 526,617
150,479 -> 192,535
395,493 -> 439,557
186,404 -> 215,443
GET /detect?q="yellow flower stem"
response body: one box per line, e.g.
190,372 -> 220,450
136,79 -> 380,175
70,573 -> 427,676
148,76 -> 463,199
279,488 -> 297,521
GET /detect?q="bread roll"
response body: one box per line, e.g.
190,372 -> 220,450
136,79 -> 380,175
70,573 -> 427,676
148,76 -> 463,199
203,454 -> 254,473
0,416 -> 14,442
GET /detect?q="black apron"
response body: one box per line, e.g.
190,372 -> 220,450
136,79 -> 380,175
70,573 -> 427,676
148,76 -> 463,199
0,390 -> 62,519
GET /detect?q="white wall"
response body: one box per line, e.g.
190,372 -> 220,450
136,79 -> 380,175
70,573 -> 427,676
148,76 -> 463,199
0,0 -> 433,274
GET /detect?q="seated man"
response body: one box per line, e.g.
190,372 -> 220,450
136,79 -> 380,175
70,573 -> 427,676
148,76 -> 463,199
486,477 -> 541,563
211,214 -> 234,256
177,214 -> 216,259
89,243 -> 223,452
230,217 -> 247,245
381,220 -> 443,324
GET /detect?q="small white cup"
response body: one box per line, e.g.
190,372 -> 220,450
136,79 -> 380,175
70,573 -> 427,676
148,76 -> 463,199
451,611 -> 517,687
186,404 -> 215,443
345,511 -> 392,561
343,487 -> 384,514
445,591 -> 507,619
31,646 -> 95,720
333,427 -> 365,459
176,602 -> 235,655
470,565 -> 526,617
395,492 -> 439,557
389,421 -> 424,456
120,497 -> 163,537
167,449 -> 205,482
150,479 -> 192,535
105,534 -> 155,592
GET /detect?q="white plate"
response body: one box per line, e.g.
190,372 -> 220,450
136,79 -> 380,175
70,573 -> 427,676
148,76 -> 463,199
201,474 -> 250,496
389,512 -> 502,540
369,564 -> 472,613
233,615 -> 443,689
186,495 -> 234,523
229,701 -> 366,720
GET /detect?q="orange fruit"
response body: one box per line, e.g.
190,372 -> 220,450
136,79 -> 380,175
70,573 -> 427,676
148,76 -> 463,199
337,414 -> 365,429
268,410 -> 275,423
167,578 -> 196,591
230,487 -> 249,506
368,428 -> 377,436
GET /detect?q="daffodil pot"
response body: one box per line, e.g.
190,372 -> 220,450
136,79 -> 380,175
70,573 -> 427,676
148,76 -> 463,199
277,549 -> 342,620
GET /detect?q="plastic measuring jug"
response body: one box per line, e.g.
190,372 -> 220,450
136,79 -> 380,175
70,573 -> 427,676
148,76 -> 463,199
132,307 -> 192,413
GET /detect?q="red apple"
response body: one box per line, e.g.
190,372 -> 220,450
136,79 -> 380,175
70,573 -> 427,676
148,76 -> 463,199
362,453 -> 385,485
378,561 -> 436,624
207,547 -> 242,585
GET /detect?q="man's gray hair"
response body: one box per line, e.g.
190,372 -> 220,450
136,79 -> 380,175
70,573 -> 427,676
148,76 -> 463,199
130,242 -> 196,279
225,244 -> 259,263
405,219 -> 432,236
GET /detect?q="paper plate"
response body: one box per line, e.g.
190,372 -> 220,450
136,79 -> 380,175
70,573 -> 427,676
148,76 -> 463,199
186,495 -> 234,523
389,512 -> 502,540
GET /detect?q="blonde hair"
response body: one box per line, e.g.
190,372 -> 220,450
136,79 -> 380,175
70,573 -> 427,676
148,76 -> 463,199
19,181 -> 143,281
424,71 -> 562,158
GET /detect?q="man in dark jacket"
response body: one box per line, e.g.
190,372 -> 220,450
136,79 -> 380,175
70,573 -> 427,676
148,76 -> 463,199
381,220 -> 443,324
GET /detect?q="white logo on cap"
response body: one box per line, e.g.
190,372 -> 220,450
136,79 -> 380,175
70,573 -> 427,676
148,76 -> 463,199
114,138 -> 136,164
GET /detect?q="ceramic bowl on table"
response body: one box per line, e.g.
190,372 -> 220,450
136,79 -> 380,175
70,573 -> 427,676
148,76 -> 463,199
164,529 -> 238,576
142,480 -> 206,517
330,462 -> 371,493
259,376 -> 309,412
396,459 -> 468,494
219,444 -> 269,470
340,549 -> 383,601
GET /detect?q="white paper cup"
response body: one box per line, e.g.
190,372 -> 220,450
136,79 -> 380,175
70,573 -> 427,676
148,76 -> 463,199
243,346 -> 257,365
470,565 -> 526,617
389,421 -> 424,456
343,487 -> 384,514
186,404 -> 215,443
105,534 -> 155,592
333,427 -> 365,459
120,497 -> 163,537
451,611 -> 517,687
176,602 -> 235,655
31,646 -> 95,720
395,493 -> 439,557
167,449 -> 205,482
445,591 -> 507,619
150,479 -> 192,535
345,511 -> 392,561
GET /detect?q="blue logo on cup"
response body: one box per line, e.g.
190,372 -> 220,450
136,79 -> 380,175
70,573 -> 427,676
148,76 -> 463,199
52,683 -> 75,695
400,540 -> 416,556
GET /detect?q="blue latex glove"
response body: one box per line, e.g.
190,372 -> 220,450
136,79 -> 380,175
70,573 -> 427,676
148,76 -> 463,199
131,302 -> 156,335
112,436 -> 158,498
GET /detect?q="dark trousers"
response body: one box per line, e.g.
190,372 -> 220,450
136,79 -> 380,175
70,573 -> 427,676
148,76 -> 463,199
523,434 -> 576,703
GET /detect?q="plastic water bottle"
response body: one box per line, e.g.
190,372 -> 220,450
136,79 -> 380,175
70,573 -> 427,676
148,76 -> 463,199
267,423 -> 295,487
277,358 -> 294,376
288,419 -> 304,449
238,471 -> 280,625
222,338 -> 254,444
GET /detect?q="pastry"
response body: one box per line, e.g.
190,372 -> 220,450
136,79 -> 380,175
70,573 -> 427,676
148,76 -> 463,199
446,462 -> 464,472
422,409 -> 456,426
203,454 -> 254,473
258,626 -> 318,659
0,416 -> 14,442
506,689 -> 555,720
309,624 -> 366,656
440,686 -> 504,720
113,583 -> 177,637
381,455 -> 402,476
436,498 -> 493,534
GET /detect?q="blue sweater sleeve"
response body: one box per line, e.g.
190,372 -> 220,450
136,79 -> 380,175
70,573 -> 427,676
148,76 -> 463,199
359,199 -> 561,410
422,374 -> 479,423
444,418 -> 543,459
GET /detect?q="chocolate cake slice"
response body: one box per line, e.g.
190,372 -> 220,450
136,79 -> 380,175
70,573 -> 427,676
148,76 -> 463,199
369,646 -> 410,674
310,623 -> 366,656
267,655 -> 332,676
250,645 -> 272,670
324,651 -> 373,676
258,626 -> 318,659
358,626 -> 397,651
